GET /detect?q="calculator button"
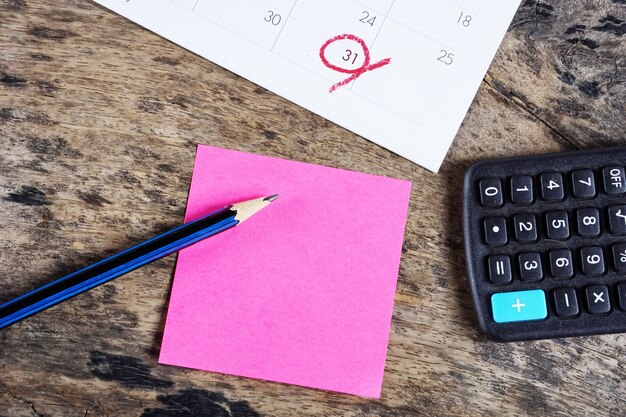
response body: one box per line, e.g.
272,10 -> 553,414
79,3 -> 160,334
488,255 -> 512,285
608,205 -> 626,235
585,285 -> 611,315
548,249 -> 574,279
483,217 -> 507,246
491,290 -> 547,323
510,176 -> 533,205
479,178 -> 503,207
602,166 -> 626,195
612,243 -> 626,273
617,283 -> 626,311
553,288 -> 579,318
576,207 -> 601,237
545,210 -> 570,240
571,169 -> 596,198
518,252 -> 543,282
580,246 -> 605,275
513,213 -> 537,242
540,172 -> 565,201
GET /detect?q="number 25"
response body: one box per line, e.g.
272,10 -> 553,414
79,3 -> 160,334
437,50 -> 454,65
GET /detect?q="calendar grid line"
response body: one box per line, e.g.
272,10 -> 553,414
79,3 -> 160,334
277,11 -> 444,94
350,0 -> 395,91
270,0 -> 298,52
267,46 -> 425,128
350,0 -> 386,16
384,14 -> 457,53
175,1 -> 449,95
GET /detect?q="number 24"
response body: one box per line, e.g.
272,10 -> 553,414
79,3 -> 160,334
359,11 -> 377,27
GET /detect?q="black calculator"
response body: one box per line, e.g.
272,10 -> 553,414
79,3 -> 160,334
463,147 -> 626,341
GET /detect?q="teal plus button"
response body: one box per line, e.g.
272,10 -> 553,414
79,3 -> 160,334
491,290 -> 547,323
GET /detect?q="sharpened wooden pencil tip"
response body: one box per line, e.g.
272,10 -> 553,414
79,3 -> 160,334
231,195 -> 278,223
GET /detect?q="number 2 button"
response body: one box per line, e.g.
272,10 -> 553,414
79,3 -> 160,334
513,213 -> 537,242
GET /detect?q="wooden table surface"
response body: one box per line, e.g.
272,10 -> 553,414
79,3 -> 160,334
1,1 -> 625,416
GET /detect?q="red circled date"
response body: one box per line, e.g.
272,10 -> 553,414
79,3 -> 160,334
319,34 -> 391,93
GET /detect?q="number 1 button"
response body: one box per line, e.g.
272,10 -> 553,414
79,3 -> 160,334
510,176 -> 533,205
540,172 -> 565,201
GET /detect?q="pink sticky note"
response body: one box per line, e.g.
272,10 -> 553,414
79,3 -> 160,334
159,145 -> 412,398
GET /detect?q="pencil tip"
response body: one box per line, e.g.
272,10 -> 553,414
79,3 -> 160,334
263,194 -> 279,202
231,195 -> 279,223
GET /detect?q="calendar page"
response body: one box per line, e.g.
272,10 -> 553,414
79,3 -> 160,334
93,0 -> 521,171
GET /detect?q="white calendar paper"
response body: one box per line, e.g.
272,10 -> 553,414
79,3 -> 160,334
93,0 -> 521,171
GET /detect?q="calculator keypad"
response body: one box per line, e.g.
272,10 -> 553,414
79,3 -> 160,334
464,148 -> 626,341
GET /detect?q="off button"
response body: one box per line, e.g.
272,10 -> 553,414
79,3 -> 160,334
491,290 -> 547,323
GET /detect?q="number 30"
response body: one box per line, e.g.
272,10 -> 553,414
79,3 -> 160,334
264,10 -> 281,26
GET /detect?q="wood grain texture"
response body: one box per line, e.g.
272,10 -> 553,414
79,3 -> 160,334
1,0 -> 625,416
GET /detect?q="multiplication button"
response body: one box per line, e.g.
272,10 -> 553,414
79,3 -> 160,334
491,289 -> 547,323
585,285 -> 611,315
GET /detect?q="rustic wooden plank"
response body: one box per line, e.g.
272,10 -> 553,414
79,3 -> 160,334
1,0 -> 625,416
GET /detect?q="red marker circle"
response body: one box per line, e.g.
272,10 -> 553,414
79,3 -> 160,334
319,34 -> 391,93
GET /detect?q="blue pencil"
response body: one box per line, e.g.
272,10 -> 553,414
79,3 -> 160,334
0,194 -> 278,330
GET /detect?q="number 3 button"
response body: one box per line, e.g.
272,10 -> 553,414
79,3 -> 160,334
518,252 -> 543,282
